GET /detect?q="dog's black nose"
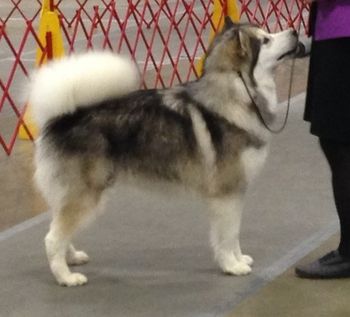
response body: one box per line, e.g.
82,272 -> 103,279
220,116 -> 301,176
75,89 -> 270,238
292,30 -> 298,37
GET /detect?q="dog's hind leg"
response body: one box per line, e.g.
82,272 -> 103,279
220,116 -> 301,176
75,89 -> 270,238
209,195 -> 253,276
45,192 -> 101,286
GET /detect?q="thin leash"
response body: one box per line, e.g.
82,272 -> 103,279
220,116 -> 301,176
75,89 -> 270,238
238,24 -> 302,134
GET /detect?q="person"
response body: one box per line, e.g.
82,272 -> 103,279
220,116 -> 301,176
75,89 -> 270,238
295,0 -> 350,278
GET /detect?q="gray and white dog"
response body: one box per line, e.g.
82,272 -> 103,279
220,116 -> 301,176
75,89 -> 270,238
31,18 -> 298,286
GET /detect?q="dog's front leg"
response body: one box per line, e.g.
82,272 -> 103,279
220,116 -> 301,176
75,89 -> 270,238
209,195 -> 253,276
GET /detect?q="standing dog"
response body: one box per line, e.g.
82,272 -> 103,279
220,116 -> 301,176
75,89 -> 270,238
31,18 -> 298,286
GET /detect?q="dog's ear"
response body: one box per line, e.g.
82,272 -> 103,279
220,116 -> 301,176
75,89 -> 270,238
232,28 -> 248,58
223,16 -> 239,30
223,17 -> 247,57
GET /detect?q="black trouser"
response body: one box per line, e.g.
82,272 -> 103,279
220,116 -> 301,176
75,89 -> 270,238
320,138 -> 350,257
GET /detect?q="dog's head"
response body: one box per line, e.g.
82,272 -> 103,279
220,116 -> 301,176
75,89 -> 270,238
203,17 -> 298,78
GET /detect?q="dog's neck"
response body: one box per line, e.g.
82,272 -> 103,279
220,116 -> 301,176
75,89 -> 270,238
240,68 -> 278,125
253,67 -> 278,114
187,71 -> 276,140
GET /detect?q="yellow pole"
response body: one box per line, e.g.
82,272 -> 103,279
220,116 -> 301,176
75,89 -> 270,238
19,0 -> 65,139
196,0 -> 240,76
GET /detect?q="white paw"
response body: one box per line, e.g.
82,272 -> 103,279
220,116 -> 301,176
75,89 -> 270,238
67,251 -> 90,266
240,254 -> 254,266
221,261 -> 252,276
58,273 -> 88,287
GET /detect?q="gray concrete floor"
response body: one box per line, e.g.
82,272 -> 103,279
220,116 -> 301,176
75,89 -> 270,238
230,234 -> 350,317
1,91 -> 346,316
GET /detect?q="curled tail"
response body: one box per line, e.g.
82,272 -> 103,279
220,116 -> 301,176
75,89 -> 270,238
29,51 -> 140,129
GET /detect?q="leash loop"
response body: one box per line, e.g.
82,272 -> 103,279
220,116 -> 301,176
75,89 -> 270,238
238,24 -> 302,134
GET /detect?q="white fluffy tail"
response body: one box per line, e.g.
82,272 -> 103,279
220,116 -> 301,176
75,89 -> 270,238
29,51 -> 140,129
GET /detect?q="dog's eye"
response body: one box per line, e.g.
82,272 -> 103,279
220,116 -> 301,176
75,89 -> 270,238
263,37 -> 270,45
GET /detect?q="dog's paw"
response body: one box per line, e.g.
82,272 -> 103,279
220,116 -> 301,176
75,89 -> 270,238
221,262 -> 252,276
240,254 -> 254,266
67,250 -> 90,266
58,273 -> 88,287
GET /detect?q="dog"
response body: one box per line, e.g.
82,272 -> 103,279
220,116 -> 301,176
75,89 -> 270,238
30,17 -> 298,286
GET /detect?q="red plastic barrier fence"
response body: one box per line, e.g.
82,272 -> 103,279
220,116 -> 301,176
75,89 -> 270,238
0,0 -> 309,155
240,0 -> 310,32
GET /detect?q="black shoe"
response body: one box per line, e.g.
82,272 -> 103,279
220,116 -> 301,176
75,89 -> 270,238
295,250 -> 350,279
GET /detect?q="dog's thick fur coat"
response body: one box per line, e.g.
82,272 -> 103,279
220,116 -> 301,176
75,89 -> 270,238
32,19 -> 298,286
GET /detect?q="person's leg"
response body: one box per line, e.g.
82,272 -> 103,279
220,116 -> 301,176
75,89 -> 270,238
320,138 -> 350,257
295,137 -> 350,278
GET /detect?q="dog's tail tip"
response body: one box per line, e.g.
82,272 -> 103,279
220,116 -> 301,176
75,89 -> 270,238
29,51 -> 140,129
